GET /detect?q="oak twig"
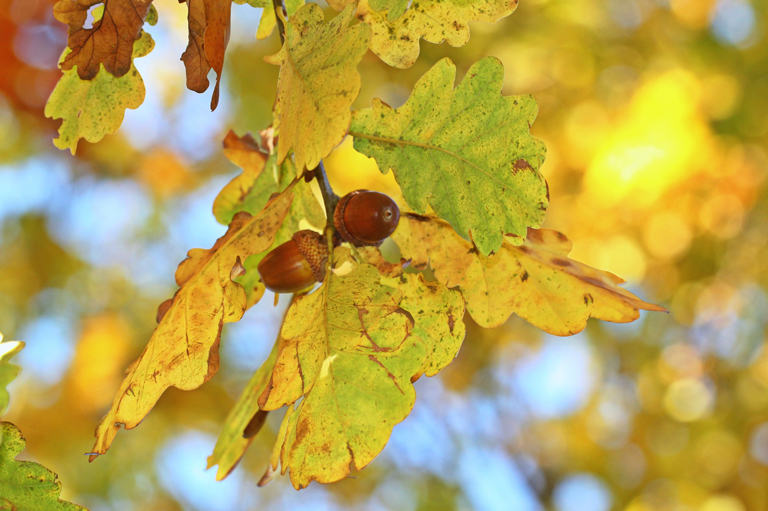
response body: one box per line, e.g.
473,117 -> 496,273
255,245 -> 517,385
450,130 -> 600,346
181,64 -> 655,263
313,161 -> 339,230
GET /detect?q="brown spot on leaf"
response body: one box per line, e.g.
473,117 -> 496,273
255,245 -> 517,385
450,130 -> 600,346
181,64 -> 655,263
512,159 -> 533,174
521,271 -> 529,282
583,293 -> 594,306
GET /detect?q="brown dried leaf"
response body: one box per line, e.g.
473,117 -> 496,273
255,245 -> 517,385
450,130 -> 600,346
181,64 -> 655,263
54,0 -> 153,80
181,0 -> 231,110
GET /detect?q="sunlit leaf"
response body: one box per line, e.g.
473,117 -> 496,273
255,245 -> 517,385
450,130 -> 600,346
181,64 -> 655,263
181,0 -> 232,110
0,422 -> 85,510
213,131 -> 325,307
89,192 -> 294,460
266,4 -> 371,171
44,29 -> 154,154
53,0 -> 153,80
234,0 -> 305,40
258,249 -> 464,488
207,335 -> 281,480
0,335 -> 24,419
357,0 -> 518,68
393,213 -> 666,335
351,57 -> 548,256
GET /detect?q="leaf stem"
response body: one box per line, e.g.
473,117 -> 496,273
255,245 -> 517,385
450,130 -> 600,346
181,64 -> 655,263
272,0 -> 287,44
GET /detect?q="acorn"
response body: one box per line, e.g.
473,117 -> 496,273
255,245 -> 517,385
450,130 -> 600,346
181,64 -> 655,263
257,230 -> 328,293
333,190 -> 400,246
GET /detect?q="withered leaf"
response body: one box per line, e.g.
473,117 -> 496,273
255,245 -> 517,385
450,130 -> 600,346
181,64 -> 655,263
89,192 -> 293,460
54,0 -> 154,80
393,214 -> 666,335
181,0 -> 232,110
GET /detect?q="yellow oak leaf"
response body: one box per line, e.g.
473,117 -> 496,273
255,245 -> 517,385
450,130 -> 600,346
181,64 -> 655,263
265,4 -> 371,171
256,249 -> 464,488
88,192 -> 293,460
45,29 -> 154,155
207,334 -> 282,480
356,0 -> 518,68
393,213 -> 666,335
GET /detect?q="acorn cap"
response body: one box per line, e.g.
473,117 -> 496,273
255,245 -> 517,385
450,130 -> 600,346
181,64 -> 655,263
292,230 -> 328,282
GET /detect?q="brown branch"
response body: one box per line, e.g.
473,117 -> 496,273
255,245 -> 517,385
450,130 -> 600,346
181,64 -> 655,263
313,160 -> 339,230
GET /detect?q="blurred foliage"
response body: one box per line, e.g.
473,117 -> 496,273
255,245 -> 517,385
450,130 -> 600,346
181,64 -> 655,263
1,0 -> 768,510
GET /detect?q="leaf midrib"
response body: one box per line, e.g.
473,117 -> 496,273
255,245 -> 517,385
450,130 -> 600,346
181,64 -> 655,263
348,131 -> 507,188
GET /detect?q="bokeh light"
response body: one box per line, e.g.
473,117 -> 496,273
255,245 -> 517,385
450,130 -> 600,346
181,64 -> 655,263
1,0 -> 768,509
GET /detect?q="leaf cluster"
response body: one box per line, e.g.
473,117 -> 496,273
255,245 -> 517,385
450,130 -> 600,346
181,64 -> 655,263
40,0 -> 665,491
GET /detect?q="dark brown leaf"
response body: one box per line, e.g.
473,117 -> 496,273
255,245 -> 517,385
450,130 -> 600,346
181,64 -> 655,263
180,0 -> 231,110
54,0 -> 153,80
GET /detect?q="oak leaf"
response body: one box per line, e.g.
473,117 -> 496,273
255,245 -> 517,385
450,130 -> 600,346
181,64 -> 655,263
258,249 -> 465,488
355,0 -> 517,68
351,57 -> 548,257
0,422 -> 85,511
181,0 -> 232,111
0,335 -> 24,419
54,0 -> 153,80
234,0 -> 305,40
393,213 -> 666,335
213,131 -> 324,307
89,192 -> 293,460
207,334 -> 282,480
266,4 -> 371,171
45,28 -> 154,154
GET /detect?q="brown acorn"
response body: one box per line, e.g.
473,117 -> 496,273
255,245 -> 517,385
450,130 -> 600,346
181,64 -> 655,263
257,230 -> 328,293
333,190 -> 400,246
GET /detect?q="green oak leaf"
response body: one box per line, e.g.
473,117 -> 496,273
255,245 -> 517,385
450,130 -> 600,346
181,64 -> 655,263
358,0 -> 518,68
0,336 -> 24,419
257,249 -> 465,488
44,29 -> 154,155
351,57 -> 549,256
0,422 -> 85,510
266,4 -> 371,171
